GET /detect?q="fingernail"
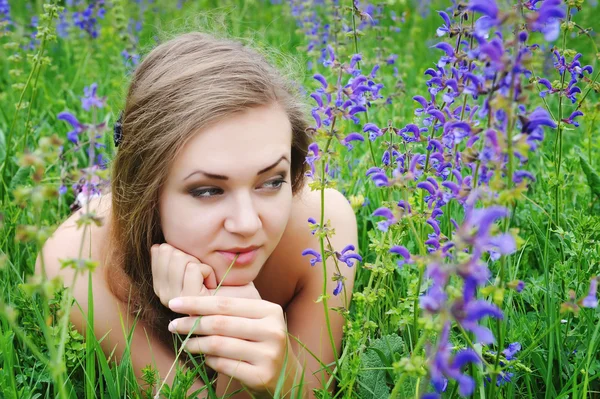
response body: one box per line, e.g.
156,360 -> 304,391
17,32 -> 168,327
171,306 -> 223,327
168,320 -> 177,332
169,298 -> 183,309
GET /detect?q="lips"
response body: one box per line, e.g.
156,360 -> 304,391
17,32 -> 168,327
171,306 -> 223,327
217,246 -> 261,265
221,246 -> 259,253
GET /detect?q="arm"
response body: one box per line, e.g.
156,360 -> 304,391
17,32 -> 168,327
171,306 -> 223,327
35,203 -> 211,398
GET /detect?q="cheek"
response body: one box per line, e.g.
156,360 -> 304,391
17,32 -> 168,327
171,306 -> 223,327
264,192 -> 293,236
159,197 -> 219,256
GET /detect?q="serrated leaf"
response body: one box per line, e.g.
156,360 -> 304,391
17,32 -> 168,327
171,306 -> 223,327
357,333 -> 405,399
580,155 -> 600,198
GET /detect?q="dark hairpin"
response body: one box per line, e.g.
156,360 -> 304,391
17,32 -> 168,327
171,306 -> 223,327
113,111 -> 123,147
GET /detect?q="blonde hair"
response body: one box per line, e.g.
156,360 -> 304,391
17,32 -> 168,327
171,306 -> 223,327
105,31 -> 312,366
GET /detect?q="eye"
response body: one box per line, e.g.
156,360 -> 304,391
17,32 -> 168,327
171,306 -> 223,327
189,187 -> 223,198
262,178 -> 287,190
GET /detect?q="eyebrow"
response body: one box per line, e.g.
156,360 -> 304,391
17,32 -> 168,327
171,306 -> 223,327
183,155 -> 290,181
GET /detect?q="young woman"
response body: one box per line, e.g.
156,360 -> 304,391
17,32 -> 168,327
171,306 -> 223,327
36,32 -> 358,398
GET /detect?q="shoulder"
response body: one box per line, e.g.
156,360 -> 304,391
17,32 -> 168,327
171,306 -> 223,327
276,182 -> 358,292
36,193 -> 112,273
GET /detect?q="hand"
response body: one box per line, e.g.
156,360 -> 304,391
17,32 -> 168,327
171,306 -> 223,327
166,296 -> 293,396
151,243 -> 261,309
151,243 -> 218,307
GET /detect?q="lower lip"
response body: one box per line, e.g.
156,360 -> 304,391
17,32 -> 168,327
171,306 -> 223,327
217,248 -> 259,265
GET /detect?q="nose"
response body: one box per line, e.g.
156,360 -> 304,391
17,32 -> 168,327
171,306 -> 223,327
224,191 -> 262,237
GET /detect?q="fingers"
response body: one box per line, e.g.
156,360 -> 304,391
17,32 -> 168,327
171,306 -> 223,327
181,262 -> 212,297
167,249 -> 190,300
207,283 -> 262,300
151,243 -> 220,307
170,315 -> 263,341
151,244 -> 169,305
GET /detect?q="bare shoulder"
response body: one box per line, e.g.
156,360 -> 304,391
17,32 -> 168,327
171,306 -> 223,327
270,182 -> 358,291
36,193 -> 112,274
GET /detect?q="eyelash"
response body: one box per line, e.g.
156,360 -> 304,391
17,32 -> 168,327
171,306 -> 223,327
189,178 -> 288,199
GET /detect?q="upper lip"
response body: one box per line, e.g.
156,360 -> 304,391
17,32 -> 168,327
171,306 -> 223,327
219,246 -> 260,253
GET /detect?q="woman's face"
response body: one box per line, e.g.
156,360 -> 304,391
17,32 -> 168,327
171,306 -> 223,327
159,102 -> 294,286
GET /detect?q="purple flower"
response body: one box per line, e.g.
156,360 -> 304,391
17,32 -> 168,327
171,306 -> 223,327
389,245 -> 412,268
372,207 -> 396,232
57,111 -> 86,144
508,279 -> 525,293
468,0 -> 498,19
363,123 -> 382,142
335,244 -> 362,267
529,0 -> 565,41
81,83 -> 106,111
313,73 -> 329,89
502,342 -> 521,360
342,132 -> 364,150
562,110 -> 583,127
582,277 -> 598,308
454,299 -> 504,344
522,107 -> 557,131
436,11 -> 452,37
333,279 -> 343,296
301,248 -> 322,267
304,142 -> 320,179
428,323 -> 481,397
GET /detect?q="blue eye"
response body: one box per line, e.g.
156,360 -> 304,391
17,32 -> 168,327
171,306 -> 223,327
263,178 -> 287,190
190,187 -> 224,198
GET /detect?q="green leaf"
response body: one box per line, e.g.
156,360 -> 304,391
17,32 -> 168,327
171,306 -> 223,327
357,333 -> 405,399
529,216 -> 559,266
8,166 -> 32,191
580,155 -> 600,198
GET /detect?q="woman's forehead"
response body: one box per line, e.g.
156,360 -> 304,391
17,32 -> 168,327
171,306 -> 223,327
172,104 -> 292,177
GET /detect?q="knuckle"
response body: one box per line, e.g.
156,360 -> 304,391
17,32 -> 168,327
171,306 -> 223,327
172,249 -> 187,260
271,327 -> 287,343
211,316 -> 228,334
264,346 -> 279,363
271,303 -> 284,317
217,297 -> 232,313
159,243 -> 172,253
